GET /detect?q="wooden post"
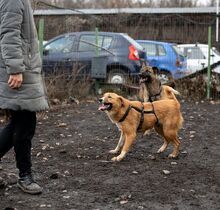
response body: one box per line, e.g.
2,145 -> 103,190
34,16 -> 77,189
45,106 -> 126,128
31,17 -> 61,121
207,26 -> 212,99
95,27 -> 100,94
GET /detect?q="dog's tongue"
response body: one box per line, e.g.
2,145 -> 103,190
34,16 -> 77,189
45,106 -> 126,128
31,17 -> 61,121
98,104 -> 106,111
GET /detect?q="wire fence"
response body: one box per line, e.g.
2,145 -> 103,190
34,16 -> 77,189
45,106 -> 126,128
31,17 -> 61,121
34,3 -> 220,101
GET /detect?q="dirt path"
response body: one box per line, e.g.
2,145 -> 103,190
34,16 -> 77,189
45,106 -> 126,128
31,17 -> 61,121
0,99 -> 219,210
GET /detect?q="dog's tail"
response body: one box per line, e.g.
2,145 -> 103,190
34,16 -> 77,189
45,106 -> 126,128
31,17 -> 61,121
163,86 -> 183,130
163,85 -> 180,100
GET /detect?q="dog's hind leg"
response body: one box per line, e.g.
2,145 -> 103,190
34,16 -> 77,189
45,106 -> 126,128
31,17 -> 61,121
168,135 -> 180,158
111,133 -> 136,162
109,131 -> 124,154
154,126 -> 169,154
162,130 -> 180,158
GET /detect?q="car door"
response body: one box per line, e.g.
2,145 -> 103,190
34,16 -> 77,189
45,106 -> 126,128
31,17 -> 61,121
155,44 -> 170,70
43,34 -> 75,75
144,43 -> 171,70
141,43 -> 159,67
183,47 -> 206,73
200,46 -> 219,66
76,34 -> 106,72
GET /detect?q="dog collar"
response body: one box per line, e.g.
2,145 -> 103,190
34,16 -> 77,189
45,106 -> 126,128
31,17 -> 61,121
148,82 -> 162,102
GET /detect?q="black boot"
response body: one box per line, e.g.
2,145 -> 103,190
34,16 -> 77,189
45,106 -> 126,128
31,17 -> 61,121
17,174 -> 42,195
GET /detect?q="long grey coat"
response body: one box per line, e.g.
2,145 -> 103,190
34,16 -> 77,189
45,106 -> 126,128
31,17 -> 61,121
0,0 -> 49,111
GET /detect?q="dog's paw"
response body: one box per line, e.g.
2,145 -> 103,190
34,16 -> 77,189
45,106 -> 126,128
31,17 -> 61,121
157,148 -> 163,154
111,156 -> 123,162
111,156 -> 119,162
111,151 -> 126,162
109,149 -> 118,154
143,130 -> 151,136
168,154 -> 178,158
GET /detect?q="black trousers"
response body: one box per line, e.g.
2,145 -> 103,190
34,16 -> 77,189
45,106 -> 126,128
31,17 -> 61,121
0,110 -> 36,177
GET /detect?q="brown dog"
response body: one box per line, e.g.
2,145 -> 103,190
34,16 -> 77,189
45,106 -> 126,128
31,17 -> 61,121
99,92 -> 183,161
139,64 -> 179,102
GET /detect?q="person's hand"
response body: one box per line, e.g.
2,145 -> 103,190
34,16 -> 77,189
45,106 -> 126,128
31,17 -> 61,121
8,73 -> 23,89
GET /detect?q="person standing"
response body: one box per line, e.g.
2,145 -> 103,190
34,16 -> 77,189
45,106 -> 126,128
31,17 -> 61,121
0,0 -> 49,194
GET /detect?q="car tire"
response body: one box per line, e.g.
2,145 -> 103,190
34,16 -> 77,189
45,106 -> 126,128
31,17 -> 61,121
107,69 -> 129,84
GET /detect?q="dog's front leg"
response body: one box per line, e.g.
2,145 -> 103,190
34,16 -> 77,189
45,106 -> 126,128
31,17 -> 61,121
109,131 -> 124,154
144,91 -> 149,102
111,133 -> 136,162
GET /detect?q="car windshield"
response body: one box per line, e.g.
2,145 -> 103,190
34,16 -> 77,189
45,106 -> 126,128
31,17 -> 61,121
122,34 -> 144,50
172,45 -> 185,57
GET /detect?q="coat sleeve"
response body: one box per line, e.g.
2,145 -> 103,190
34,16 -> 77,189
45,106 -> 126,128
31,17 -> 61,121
0,0 -> 25,75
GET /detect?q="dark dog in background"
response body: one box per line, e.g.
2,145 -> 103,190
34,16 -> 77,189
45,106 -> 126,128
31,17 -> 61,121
139,64 -> 179,102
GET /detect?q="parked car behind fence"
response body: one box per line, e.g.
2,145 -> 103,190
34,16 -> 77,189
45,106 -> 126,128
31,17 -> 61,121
136,40 -> 187,84
43,31 -> 146,84
177,43 -> 220,75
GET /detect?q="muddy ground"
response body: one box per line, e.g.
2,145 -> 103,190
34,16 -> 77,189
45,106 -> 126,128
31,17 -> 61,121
0,97 -> 219,210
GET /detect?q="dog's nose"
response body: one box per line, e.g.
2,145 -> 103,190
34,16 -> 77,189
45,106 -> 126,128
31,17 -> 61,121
99,98 -> 103,103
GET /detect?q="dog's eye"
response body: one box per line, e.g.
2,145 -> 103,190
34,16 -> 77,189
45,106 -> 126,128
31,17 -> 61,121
108,95 -> 112,98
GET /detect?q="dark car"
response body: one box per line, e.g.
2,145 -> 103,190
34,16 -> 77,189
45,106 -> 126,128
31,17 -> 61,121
43,31 -> 145,84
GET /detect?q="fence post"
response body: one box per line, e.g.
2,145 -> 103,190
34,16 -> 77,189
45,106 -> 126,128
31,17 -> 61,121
95,27 -> 99,57
95,27 -> 100,94
207,26 -> 212,99
38,18 -> 45,59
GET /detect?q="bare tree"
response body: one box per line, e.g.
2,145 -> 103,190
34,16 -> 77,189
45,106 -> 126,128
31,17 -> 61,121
157,0 -> 198,7
32,0 -> 206,9
208,0 -> 217,6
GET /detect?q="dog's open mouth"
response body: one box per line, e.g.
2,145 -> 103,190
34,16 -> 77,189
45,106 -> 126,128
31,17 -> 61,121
98,103 -> 113,111
139,77 -> 150,83
139,72 -> 151,83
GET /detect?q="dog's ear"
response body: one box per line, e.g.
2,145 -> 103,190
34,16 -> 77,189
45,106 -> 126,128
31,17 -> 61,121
118,96 -> 124,107
140,59 -> 147,68
152,67 -> 159,75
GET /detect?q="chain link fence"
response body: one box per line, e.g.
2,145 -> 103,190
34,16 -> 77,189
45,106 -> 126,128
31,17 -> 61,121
34,6 -> 220,101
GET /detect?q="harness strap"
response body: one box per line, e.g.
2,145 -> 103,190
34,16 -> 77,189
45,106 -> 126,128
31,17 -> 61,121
118,105 -> 132,123
137,104 -> 144,131
118,103 -> 160,129
131,105 -> 155,114
151,103 -> 160,126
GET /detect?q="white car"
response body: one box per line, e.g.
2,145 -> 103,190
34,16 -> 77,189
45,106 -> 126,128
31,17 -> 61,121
178,44 -> 220,74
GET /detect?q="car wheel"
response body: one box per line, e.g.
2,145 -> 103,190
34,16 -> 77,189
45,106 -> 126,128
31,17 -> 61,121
107,69 -> 128,84
158,71 -> 174,86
